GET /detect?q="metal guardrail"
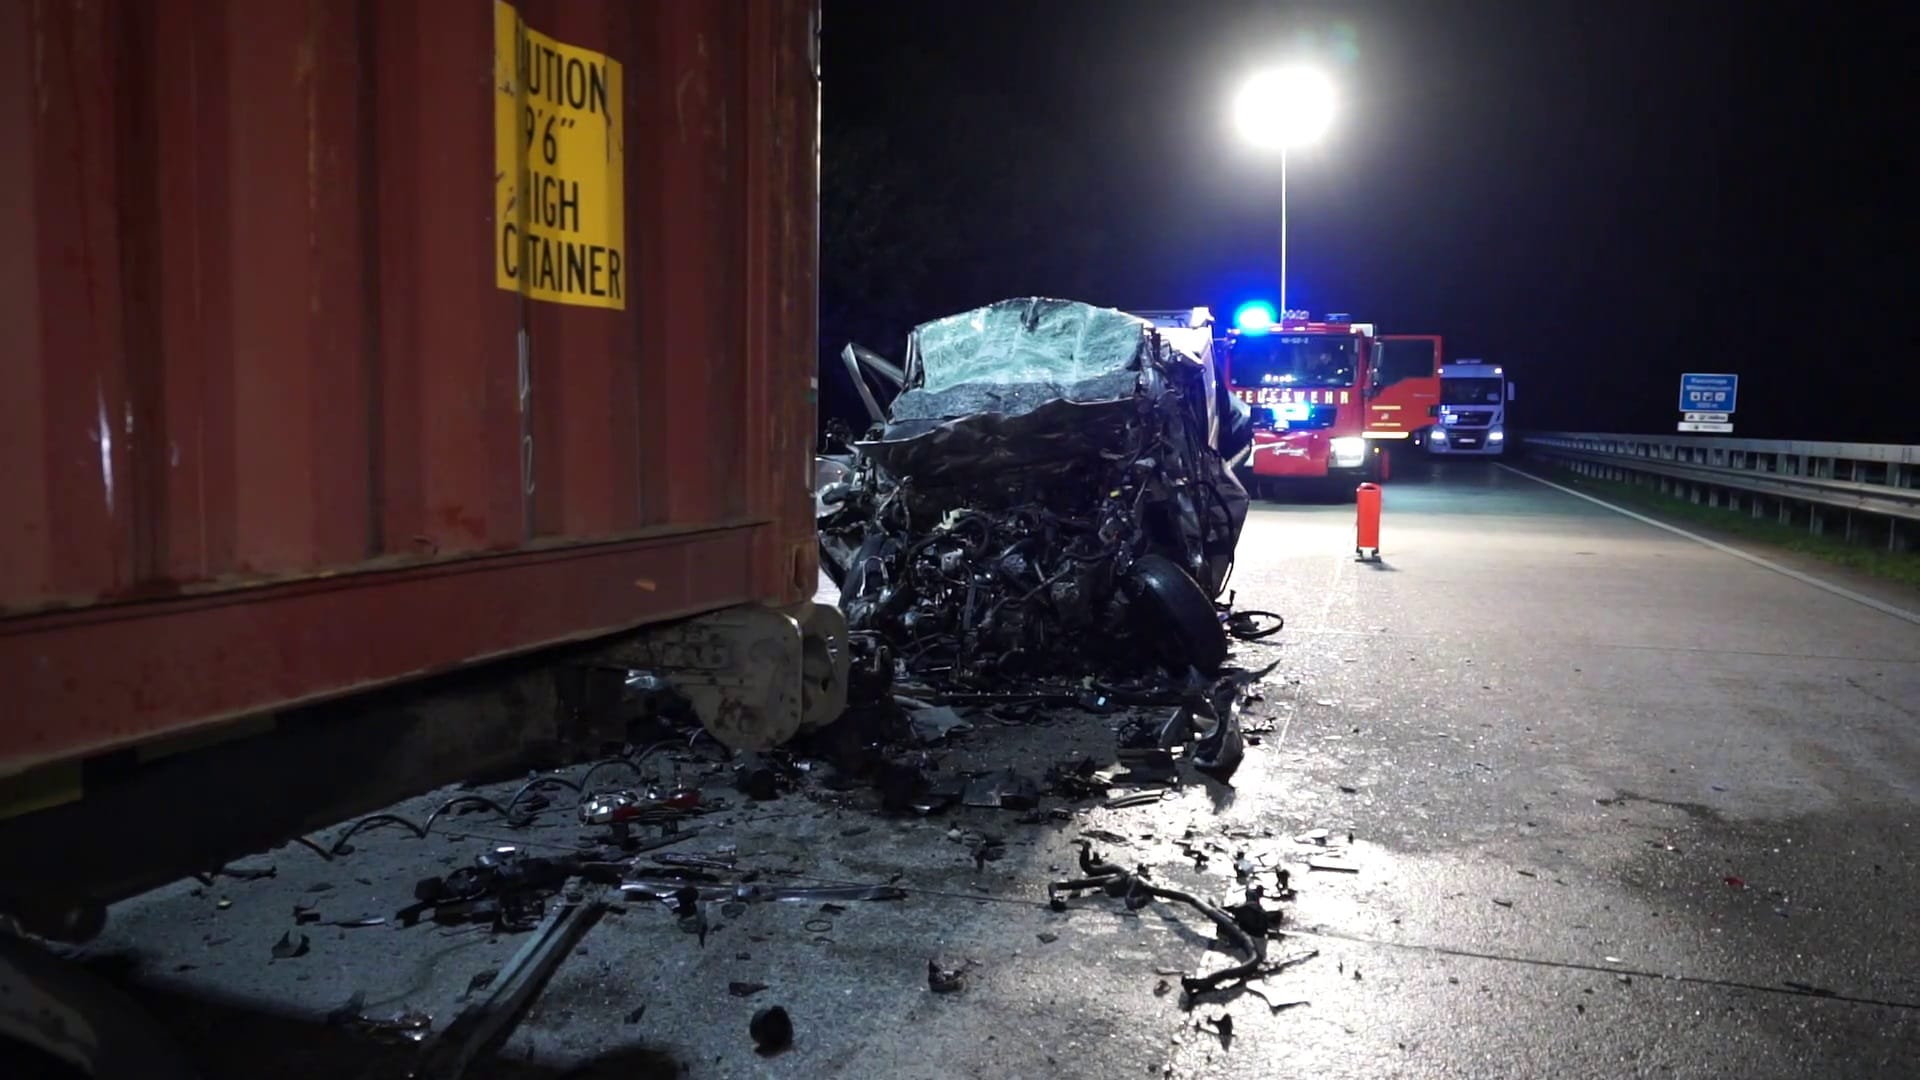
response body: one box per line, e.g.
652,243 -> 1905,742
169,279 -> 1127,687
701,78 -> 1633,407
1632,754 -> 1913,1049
1522,432 -> 1920,547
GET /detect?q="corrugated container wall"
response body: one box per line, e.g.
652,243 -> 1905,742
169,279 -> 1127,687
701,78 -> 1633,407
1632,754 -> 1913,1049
0,0 -> 821,775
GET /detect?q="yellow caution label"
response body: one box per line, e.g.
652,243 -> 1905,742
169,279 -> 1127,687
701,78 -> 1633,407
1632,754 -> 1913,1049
494,2 -> 626,309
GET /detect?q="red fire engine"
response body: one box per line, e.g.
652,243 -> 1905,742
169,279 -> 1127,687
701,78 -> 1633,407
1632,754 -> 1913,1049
1222,306 -> 1441,496
1371,333 -> 1444,449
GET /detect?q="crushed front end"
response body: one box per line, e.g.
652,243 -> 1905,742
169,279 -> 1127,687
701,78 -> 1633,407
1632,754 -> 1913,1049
819,298 -> 1251,690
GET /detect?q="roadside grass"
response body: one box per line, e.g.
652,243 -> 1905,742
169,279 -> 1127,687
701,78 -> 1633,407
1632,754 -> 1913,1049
1537,464 -> 1920,590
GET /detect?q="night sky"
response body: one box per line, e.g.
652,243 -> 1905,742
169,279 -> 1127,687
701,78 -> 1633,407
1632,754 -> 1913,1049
819,0 -> 1913,442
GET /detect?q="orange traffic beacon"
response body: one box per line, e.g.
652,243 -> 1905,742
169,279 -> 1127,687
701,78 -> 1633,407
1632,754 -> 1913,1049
1355,483 -> 1383,561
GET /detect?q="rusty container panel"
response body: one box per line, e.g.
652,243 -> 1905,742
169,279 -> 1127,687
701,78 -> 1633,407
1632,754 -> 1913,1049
0,0 -> 821,776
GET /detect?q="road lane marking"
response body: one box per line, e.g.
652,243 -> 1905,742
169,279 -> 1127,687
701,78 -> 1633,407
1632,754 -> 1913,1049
1285,626 -> 1919,663
1498,464 -> 1920,627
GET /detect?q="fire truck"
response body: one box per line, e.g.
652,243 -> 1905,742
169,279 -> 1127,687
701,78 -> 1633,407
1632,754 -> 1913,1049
1371,333 -> 1444,448
1222,304 -> 1440,497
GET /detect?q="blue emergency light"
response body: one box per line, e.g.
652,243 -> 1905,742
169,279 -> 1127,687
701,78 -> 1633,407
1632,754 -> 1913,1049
1233,301 -> 1276,334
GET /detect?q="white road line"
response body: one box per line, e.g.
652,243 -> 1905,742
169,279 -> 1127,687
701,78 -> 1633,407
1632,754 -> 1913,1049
1498,463 -> 1920,627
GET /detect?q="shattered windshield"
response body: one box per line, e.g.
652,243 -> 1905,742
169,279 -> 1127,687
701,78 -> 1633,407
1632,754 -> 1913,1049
910,299 -> 1147,395
1228,334 -> 1356,389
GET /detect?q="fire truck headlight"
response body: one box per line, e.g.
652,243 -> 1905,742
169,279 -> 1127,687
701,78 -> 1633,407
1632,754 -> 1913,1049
1489,428 -> 1505,442
1330,437 -> 1366,467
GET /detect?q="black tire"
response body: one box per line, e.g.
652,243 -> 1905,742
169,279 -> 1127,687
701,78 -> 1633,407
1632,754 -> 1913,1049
1128,554 -> 1229,674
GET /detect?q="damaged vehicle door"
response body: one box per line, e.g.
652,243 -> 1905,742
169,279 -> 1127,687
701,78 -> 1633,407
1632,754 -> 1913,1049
818,298 -> 1250,687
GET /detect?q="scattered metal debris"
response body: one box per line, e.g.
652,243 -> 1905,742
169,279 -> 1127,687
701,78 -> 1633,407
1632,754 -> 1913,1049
733,756 -> 782,801
1047,757 -> 1110,800
578,787 -> 703,845
927,958 -> 970,994
622,881 -> 907,905
215,864 -> 278,882
749,1005 -> 794,1054
400,848 -> 610,931
1049,841 -> 1308,1003
411,899 -> 608,1080
729,981 -> 770,998
1224,887 -> 1286,937
906,705 -> 974,744
270,930 -> 309,960
327,993 -> 432,1045
1226,610 -> 1284,641
652,852 -> 738,872
963,769 -> 1041,810
1114,747 -> 1178,786
971,835 -> 1009,870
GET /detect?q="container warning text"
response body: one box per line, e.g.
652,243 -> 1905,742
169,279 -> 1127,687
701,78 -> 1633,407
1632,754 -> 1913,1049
494,2 -> 625,309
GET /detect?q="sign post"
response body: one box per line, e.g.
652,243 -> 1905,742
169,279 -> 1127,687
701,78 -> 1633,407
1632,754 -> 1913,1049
1678,373 -> 1736,434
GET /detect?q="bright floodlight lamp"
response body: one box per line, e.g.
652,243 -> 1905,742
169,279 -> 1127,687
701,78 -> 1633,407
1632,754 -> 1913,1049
1233,66 -> 1335,150
1233,65 -> 1336,321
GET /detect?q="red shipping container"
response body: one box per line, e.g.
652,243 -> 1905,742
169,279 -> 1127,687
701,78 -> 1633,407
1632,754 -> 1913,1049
0,0 -> 822,777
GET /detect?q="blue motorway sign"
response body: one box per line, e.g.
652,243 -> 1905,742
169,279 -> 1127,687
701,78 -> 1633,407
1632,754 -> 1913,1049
1678,373 -> 1737,414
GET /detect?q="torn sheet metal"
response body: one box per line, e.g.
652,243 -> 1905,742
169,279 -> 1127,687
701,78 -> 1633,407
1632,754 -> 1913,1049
620,882 -> 907,904
818,298 -> 1251,690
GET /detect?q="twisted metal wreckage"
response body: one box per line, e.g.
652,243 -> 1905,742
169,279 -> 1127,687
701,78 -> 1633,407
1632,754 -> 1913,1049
817,298 -> 1281,780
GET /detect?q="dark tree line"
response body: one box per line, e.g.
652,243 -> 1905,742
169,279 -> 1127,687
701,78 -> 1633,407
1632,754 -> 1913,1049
818,61 -> 1113,433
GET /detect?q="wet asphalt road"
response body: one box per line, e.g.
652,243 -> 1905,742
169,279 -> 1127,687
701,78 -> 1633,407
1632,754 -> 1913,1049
1188,458 -> 1920,1077
81,457 -> 1920,1078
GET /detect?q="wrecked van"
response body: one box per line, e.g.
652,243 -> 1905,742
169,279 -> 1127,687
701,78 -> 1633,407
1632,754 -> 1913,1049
819,298 -> 1252,687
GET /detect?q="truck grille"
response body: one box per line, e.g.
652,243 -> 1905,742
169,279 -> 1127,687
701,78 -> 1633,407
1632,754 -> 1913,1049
1450,410 -> 1495,426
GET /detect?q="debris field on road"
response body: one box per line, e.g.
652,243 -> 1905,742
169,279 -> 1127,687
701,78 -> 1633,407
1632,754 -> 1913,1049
81,634 -> 1342,1077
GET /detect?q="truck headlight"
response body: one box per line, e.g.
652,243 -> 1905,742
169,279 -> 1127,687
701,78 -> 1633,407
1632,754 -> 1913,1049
1488,428 -> 1505,442
1430,427 -> 1447,442
1329,437 -> 1366,467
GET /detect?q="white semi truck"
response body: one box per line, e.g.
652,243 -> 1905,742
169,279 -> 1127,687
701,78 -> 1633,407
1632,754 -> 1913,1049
1427,358 -> 1514,456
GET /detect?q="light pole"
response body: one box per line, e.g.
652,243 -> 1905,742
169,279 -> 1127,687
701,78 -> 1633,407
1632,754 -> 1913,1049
1234,66 -> 1335,322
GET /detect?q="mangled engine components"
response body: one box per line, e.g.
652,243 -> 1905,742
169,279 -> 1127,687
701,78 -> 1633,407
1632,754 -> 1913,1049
820,298 -> 1251,688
